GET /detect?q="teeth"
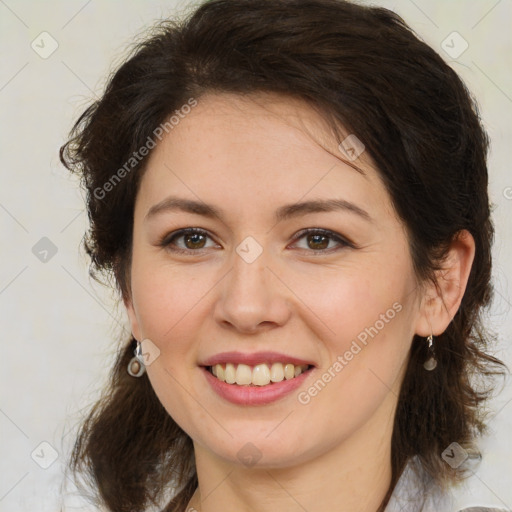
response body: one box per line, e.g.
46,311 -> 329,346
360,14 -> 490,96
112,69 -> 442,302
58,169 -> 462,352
284,363 -> 295,380
235,364 -> 252,385
270,362 -> 284,383
215,364 -> 225,381
225,363 -> 236,384
210,362 -> 309,386
252,364 -> 271,386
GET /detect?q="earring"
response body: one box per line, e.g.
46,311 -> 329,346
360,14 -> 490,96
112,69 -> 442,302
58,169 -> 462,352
127,340 -> 146,377
423,333 -> 437,371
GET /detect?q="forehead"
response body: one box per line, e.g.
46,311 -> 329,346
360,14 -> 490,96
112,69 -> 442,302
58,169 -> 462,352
168,91 -> 361,168
137,92 -> 394,222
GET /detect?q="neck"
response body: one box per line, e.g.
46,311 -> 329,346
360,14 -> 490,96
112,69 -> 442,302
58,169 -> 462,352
188,393 -> 397,512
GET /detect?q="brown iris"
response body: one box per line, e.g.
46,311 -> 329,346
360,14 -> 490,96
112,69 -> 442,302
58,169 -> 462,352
184,233 -> 207,249
307,233 -> 329,250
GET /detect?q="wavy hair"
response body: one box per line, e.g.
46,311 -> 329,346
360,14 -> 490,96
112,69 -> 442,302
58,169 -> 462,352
60,1 -> 506,510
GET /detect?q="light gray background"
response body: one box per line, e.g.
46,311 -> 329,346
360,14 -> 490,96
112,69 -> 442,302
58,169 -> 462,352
0,1 -> 511,511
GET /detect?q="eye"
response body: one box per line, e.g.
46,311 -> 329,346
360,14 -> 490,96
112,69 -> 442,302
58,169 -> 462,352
290,228 -> 352,253
160,228 -> 219,253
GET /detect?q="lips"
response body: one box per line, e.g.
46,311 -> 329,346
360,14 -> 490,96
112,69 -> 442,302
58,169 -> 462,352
199,351 -> 316,405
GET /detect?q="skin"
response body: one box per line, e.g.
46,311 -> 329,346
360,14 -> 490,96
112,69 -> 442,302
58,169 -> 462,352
125,92 -> 475,512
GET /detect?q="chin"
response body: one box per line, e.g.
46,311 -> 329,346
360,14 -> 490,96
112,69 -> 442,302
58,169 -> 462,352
197,429 -> 316,469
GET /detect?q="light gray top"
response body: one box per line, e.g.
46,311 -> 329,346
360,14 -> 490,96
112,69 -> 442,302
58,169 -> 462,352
385,457 -> 510,512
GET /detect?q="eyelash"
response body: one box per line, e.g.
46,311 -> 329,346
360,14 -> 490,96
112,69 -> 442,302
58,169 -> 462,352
159,227 -> 354,255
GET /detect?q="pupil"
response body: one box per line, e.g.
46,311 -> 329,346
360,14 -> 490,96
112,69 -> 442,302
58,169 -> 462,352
308,234 -> 328,250
185,233 -> 205,249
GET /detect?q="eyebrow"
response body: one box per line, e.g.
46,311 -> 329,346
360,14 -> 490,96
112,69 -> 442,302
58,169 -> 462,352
145,196 -> 372,223
274,198 -> 372,223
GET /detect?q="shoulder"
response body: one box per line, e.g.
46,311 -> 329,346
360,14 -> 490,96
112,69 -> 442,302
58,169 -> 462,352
457,509 -> 510,512
384,457 -> 453,512
385,457 -> 511,512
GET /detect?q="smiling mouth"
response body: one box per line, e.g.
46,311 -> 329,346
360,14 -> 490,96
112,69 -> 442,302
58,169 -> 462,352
206,362 -> 313,386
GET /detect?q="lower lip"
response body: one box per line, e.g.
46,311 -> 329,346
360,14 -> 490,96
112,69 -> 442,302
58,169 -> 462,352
202,366 -> 313,406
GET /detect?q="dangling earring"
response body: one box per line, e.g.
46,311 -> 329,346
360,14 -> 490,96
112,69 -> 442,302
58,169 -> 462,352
423,333 -> 437,371
127,340 -> 146,377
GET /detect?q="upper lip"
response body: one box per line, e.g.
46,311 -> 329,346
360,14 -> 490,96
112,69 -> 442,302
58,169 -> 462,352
200,351 -> 316,367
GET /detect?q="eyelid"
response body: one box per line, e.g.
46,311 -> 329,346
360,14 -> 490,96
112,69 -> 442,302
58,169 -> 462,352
159,227 -> 354,254
289,228 -> 354,251
159,227 -> 219,252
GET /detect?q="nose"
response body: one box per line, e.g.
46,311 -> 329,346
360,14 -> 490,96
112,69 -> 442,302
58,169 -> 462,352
213,248 -> 291,334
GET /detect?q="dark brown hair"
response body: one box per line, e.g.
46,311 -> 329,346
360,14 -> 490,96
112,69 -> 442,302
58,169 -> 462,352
60,0 -> 506,510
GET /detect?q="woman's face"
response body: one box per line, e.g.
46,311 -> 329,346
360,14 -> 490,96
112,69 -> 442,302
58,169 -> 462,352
126,92 -> 426,468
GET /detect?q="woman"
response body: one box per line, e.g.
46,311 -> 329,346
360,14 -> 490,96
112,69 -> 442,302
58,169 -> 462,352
60,0 -> 508,511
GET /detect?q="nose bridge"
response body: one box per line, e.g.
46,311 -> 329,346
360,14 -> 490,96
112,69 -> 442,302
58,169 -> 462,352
214,243 -> 290,332
232,253 -> 267,299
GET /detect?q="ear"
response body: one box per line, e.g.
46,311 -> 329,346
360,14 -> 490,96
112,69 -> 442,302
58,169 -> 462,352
123,294 -> 142,341
415,229 -> 475,337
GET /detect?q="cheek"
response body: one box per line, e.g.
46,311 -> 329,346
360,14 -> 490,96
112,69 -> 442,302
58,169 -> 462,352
131,260 -> 210,342
298,265 -> 412,397
289,265 -> 403,351
129,264 -> 215,433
